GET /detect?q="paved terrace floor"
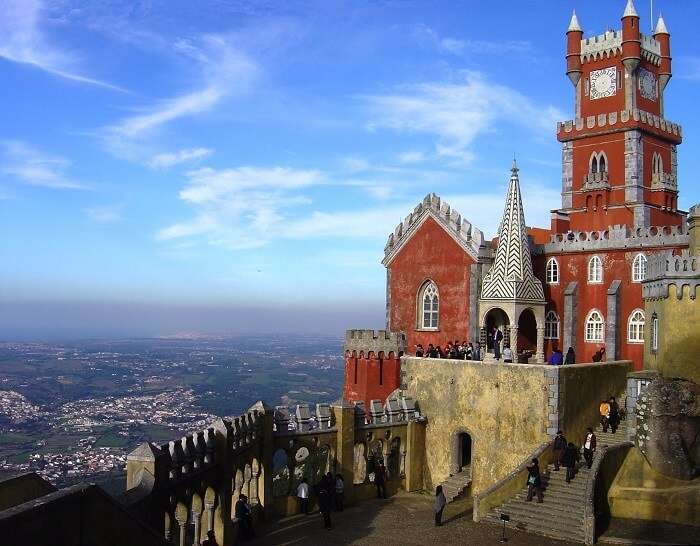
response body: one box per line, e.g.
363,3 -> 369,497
248,492 -> 580,546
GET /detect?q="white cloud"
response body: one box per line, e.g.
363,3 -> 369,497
148,148 -> 213,170
1,140 -> 88,190
362,71 -> 564,163
677,56 -> 700,81
0,0 -> 124,91
84,203 -> 123,222
397,151 -> 426,164
414,25 -> 533,57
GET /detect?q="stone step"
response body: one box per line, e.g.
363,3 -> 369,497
496,500 -> 585,522
484,513 -> 585,543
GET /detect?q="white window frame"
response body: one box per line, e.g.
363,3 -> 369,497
585,309 -> 605,343
588,255 -> 603,284
544,311 -> 560,340
546,258 -> 559,285
627,309 -> 645,343
632,253 -> 647,283
418,281 -> 439,330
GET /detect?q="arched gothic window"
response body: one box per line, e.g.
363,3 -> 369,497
627,309 -> 645,343
418,281 -> 439,329
546,258 -> 559,284
652,152 -> 663,175
585,309 -> 605,343
588,255 -> 603,284
632,253 -> 647,282
589,152 -> 608,174
544,311 -> 560,340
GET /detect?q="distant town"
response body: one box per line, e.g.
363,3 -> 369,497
0,336 -> 343,487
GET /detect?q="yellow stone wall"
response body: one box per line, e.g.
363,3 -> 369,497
644,284 -> 700,384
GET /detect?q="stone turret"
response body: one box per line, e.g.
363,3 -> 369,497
566,11 -> 583,87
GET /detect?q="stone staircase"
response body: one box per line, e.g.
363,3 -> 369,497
483,425 -> 627,543
440,467 -> 472,503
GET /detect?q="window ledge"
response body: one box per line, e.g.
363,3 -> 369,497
587,281 -> 604,285
627,339 -> 645,344
415,328 -> 439,332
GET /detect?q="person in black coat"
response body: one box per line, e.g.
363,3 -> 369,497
562,442 -> 579,483
608,396 -> 621,434
318,484 -> 332,530
553,430 -> 567,471
565,347 -> 575,364
526,458 -> 543,503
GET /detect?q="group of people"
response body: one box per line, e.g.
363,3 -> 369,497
547,346 -> 576,365
416,341 -> 483,361
600,396 -> 622,433
296,473 -> 346,530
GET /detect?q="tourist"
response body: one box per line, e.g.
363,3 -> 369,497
473,342 -> 482,361
592,347 -> 606,362
428,344 -> 439,358
465,342 -> 473,360
583,427 -> 597,469
599,399 -> 610,433
415,344 -> 424,357
318,482 -> 332,530
335,473 -> 345,511
562,442 -> 579,483
325,472 -> 336,509
503,344 -> 513,363
525,458 -> 543,503
493,327 -> 503,360
234,493 -> 254,539
434,485 -> 447,526
565,347 -> 576,365
297,478 -> 310,515
375,461 -> 387,498
608,396 -> 621,434
548,347 -> 563,366
202,530 -> 218,546
553,430 -> 567,471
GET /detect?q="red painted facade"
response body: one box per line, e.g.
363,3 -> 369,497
342,3 -> 690,407
343,351 -> 401,409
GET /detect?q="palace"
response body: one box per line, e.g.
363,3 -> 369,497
344,1 -> 690,409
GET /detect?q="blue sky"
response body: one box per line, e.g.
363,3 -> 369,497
1,0 -> 699,338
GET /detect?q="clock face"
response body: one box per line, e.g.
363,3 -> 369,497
639,69 -> 658,101
590,67 -> 617,100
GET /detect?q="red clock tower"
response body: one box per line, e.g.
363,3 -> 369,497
556,2 -> 682,232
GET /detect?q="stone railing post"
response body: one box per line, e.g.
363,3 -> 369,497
333,402 -> 356,507
192,508 -> 202,546
536,326 -> 546,363
205,502 -> 215,533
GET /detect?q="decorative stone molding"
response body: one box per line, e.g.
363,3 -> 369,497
557,109 -> 682,143
651,171 -> 677,191
543,224 -> 688,254
344,329 -> 406,356
642,249 -> 700,300
383,193 -> 489,265
583,171 -> 610,190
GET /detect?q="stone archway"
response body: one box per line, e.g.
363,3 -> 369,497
450,429 -> 473,474
483,307 -> 510,353
518,308 -> 538,354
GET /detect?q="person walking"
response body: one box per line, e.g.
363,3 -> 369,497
318,483 -> 332,530
565,347 -> 576,364
553,430 -> 567,471
334,473 -> 344,511
503,344 -> 514,363
608,396 -> 621,434
599,399 -> 610,432
375,462 -> 387,499
493,327 -> 503,360
234,494 -> 254,539
583,427 -> 597,469
434,485 -> 447,526
297,478 -> 310,515
526,458 -> 543,503
562,442 -> 579,483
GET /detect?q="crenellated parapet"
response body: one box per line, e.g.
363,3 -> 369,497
643,249 -> 700,300
383,193 -> 489,265
579,30 -> 661,65
344,329 -> 406,356
543,223 -> 688,254
557,109 -> 682,144
273,403 -> 335,434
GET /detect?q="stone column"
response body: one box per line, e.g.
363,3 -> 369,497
250,469 -> 260,505
333,403 -> 356,506
175,519 -> 187,546
606,280 -> 622,360
536,327 -> 545,363
508,325 -> 519,355
205,502 -> 215,532
563,282 -> 578,353
192,509 -> 202,546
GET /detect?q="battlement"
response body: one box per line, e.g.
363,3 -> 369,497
557,109 -> 682,143
344,329 -> 406,355
543,224 -> 688,254
643,249 -> 700,300
383,193 -> 487,265
579,30 -> 660,64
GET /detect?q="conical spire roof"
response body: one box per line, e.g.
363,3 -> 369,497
623,0 -> 639,18
480,161 -> 545,303
655,14 -> 669,35
567,10 -> 582,32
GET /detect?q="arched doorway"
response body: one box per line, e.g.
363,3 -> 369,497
484,308 -> 510,353
518,308 -> 538,353
450,431 -> 473,474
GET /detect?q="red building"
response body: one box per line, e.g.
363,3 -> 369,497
343,1 -> 692,408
